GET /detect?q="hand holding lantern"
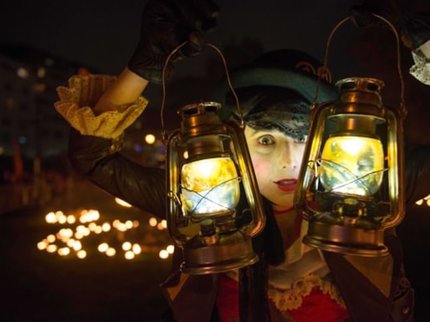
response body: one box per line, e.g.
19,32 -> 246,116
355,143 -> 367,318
295,15 -> 406,256
128,0 -> 219,83
163,44 -> 265,274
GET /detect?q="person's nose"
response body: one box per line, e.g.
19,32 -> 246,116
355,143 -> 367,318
280,144 -> 303,170
280,146 -> 297,170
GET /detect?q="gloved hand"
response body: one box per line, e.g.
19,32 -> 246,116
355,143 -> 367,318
398,13 -> 430,51
128,0 -> 219,84
349,1 -> 430,53
349,0 -> 401,28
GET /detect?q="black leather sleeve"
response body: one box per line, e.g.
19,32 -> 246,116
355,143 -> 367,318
68,129 -> 167,219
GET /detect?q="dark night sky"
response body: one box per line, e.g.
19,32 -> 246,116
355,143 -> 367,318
1,0 -> 429,143
0,0 -> 357,74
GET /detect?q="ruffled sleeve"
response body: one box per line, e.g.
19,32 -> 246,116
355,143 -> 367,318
54,74 -> 148,139
409,50 -> 430,85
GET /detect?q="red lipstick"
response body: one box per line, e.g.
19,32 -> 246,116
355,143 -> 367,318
275,178 -> 297,192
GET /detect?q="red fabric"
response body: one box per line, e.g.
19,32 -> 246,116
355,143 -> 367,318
216,274 -> 240,322
287,287 -> 350,322
217,276 -> 349,322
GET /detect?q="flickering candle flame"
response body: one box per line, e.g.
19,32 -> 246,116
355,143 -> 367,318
125,251 -> 135,260
159,250 -> 169,259
98,243 -> 109,253
132,244 -> 142,254
77,250 -> 87,259
149,217 -> 158,227
106,248 -> 116,257
122,242 -> 132,251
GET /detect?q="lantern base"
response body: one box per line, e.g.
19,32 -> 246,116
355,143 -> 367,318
303,220 -> 388,256
181,233 -> 258,275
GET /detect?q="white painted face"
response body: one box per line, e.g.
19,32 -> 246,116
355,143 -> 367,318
244,126 -> 306,212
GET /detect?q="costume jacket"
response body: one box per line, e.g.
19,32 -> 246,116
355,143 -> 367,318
56,72 -> 430,322
68,128 -> 430,322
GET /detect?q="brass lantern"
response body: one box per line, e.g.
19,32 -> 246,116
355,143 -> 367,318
295,77 -> 404,256
166,101 -> 265,274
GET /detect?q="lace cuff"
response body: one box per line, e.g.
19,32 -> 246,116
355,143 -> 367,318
410,51 -> 430,85
54,74 -> 148,139
268,274 -> 346,311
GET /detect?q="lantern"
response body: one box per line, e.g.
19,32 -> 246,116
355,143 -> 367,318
166,101 -> 265,274
295,77 -> 404,256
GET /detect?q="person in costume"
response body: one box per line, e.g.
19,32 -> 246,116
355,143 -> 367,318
54,1 -> 430,321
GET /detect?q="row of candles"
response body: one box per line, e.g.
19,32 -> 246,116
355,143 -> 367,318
37,207 -> 174,260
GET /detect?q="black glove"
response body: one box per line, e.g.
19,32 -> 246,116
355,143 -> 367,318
128,0 -> 219,84
349,0 -> 404,28
349,1 -> 430,52
399,13 -> 430,50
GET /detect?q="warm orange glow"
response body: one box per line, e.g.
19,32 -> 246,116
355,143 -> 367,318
116,223 -> 127,232
125,220 -> 133,229
72,241 -> 82,251
106,248 -> 116,257
132,244 -> 141,254
79,209 -> 100,223
58,247 -> 70,256
416,194 -> 430,207
125,251 -> 135,260
145,133 -> 156,144
166,245 -> 175,254
37,240 -> 48,250
46,245 -> 57,253
47,234 -> 56,243
98,243 -> 109,253
159,250 -> 169,259
66,239 -> 76,248
149,217 -> 158,227
77,250 -> 87,259
181,157 -> 240,216
102,222 -> 111,232
38,207 -> 168,260
320,136 -> 384,196
45,212 -> 57,223
115,197 -> 132,208
67,215 -> 76,224
122,242 -> 132,251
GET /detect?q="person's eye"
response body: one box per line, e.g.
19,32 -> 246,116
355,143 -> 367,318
294,135 -> 307,144
257,135 -> 275,145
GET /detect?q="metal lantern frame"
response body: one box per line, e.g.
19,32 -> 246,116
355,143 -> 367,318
294,14 -> 407,256
161,43 -> 266,274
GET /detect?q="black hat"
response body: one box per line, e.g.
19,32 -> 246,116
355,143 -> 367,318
217,49 -> 337,112
216,49 -> 338,140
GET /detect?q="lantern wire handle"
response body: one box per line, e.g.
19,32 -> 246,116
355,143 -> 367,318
313,14 -> 407,119
160,41 -> 243,143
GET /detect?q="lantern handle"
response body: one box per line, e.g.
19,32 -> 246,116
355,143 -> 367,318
160,42 -> 243,143
313,14 -> 407,119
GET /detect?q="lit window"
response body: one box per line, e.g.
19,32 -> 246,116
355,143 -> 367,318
37,67 -> 46,78
17,67 -> 29,79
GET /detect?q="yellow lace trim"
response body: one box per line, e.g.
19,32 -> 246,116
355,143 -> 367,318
267,274 -> 346,311
54,74 -> 148,139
